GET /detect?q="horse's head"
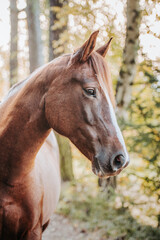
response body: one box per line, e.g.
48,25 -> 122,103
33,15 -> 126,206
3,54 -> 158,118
45,31 -> 129,178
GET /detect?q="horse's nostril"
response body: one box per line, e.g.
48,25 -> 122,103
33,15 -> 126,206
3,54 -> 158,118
111,154 -> 125,172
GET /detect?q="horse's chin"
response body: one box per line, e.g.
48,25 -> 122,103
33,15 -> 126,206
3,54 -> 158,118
92,165 -> 122,178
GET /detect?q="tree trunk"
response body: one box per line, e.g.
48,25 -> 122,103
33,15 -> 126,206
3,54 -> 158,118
55,133 -> 74,181
49,0 -> 74,181
26,0 -> 44,73
10,0 -> 18,87
116,0 -> 141,119
99,0 -> 141,190
49,0 -> 60,61
49,0 -> 68,61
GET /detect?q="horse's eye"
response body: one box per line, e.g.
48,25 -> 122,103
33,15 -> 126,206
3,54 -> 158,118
84,88 -> 96,97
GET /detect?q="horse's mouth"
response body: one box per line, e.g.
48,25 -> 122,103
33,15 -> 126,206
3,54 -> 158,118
92,158 -> 123,178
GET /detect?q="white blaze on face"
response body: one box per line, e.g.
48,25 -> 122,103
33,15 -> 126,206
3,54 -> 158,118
98,76 -> 129,164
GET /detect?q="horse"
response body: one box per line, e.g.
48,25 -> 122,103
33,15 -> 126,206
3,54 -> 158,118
0,31 -> 129,240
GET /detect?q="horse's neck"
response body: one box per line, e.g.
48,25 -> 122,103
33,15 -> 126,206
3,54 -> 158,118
0,66 -> 52,185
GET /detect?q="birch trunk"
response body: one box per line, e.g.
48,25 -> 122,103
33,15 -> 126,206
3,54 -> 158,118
116,0 -> 141,119
26,0 -> 44,73
10,0 -> 18,87
49,0 -> 68,60
49,0 -> 60,61
49,0 -> 74,181
100,0 -> 141,191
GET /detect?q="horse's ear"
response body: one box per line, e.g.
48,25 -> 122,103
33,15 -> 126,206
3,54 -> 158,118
96,37 -> 113,57
72,31 -> 99,63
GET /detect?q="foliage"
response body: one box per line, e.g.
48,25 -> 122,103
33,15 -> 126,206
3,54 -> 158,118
121,58 -> 160,225
50,0 -> 125,84
57,179 -> 160,240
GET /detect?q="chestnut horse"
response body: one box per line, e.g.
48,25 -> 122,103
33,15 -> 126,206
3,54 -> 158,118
0,31 -> 129,240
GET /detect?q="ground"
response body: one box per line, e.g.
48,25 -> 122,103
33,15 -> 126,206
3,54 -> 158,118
42,214 -> 104,240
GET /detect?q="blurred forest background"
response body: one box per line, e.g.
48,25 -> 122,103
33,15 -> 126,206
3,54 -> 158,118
0,0 -> 160,239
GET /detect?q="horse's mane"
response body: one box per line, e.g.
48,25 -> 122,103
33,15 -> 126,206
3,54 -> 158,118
7,78 -> 28,98
3,55 -> 71,102
2,63 -> 50,103
90,52 -> 115,107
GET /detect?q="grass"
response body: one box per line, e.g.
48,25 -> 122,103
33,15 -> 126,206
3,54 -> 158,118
57,180 -> 160,239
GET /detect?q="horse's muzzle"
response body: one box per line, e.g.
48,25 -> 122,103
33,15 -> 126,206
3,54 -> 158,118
92,151 -> 129,178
